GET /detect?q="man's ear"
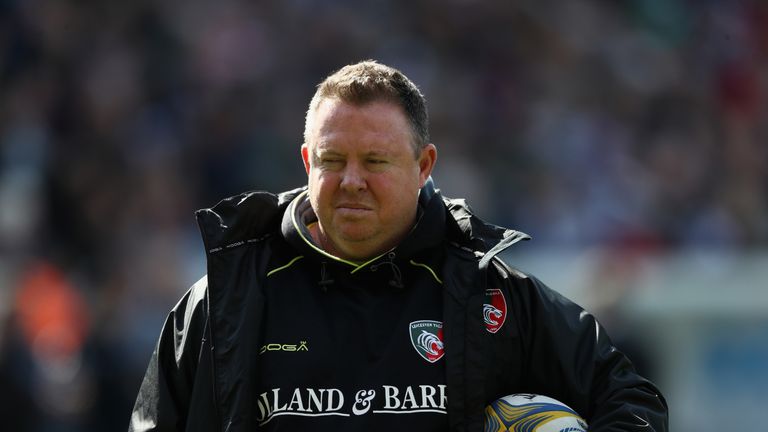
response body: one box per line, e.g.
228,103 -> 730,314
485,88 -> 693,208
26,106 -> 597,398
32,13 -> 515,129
301,144 -> 311,175
417,143 -> 437,187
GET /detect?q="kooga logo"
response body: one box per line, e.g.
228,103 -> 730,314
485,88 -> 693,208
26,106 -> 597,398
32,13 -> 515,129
259,341 -> 309,354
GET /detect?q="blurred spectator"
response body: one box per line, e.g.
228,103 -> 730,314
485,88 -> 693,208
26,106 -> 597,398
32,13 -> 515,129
3,261 -> 93,431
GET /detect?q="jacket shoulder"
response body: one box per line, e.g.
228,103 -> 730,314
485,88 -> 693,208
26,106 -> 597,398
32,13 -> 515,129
169,275 -> 210,362
174,275 -> 208,316
488,254 -> 530,282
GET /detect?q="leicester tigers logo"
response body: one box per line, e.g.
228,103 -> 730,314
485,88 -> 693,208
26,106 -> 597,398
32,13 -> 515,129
484,289 -> 507,333
409,320 -> 445,363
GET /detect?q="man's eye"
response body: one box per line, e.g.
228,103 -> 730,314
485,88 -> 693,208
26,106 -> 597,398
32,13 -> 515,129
367,159 -> 386,164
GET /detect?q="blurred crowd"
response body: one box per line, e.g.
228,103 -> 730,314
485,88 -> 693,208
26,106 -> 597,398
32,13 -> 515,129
0,0 -> 766,430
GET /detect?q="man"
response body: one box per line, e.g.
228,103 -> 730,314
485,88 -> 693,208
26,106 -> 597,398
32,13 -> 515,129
129,60 -> 668,431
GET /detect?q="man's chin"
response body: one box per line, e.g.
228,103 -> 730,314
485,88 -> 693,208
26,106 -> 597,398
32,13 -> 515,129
336,230 -> 375,245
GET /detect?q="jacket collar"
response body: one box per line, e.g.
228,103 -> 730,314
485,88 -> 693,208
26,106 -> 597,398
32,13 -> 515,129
444,197 -> 530,257
195,187 -> 305,254
280,178 -> 447,271
194,178 -> 530,264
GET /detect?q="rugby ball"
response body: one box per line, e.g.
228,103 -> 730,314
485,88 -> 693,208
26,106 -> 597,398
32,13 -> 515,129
484,393 -> 587,432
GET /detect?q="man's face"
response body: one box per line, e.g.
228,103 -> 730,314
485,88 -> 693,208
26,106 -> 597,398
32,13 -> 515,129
302,98 -> 436,261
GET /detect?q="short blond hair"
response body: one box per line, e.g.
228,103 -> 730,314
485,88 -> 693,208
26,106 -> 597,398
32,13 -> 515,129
304,60 -> 429,155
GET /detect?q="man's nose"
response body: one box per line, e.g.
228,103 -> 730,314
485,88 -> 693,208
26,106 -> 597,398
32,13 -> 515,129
339,162 -> 366,191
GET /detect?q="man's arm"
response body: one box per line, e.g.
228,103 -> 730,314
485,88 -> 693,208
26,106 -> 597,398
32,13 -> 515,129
129,277 -> 211,432
515,275 -> 668,431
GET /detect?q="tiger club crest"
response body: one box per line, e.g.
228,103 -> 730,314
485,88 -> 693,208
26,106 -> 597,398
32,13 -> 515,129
409,320 -> 445,363
484,288 -> 507,333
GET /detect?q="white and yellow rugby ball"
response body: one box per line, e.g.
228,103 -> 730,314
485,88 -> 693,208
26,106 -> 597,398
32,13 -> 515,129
484,393 -> 587,432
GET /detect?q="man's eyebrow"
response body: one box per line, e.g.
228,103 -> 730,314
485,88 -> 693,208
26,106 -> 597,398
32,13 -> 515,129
311,149 -> 343,163
314,148 -> 344,157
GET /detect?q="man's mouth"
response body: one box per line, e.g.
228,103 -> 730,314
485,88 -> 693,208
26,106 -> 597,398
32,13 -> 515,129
336,203 -> 371,210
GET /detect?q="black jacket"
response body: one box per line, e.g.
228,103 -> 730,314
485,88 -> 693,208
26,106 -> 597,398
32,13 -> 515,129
129,180 -> 668,431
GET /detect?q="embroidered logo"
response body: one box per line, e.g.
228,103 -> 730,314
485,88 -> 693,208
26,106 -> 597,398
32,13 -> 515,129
409,320 -> 445,363
259,340 -> 309,354
484,289 -> 507,333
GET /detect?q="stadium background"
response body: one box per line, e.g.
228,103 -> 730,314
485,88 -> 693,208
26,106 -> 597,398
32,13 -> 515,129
0,0 -> 766,430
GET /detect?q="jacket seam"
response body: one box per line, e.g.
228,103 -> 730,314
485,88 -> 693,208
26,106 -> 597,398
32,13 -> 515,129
207,234 -> 273,254
203,287 -> 223,432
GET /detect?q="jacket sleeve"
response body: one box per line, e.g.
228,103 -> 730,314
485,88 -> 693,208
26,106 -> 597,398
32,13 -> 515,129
513,274 -> 668,431
129,276 -> 212,432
